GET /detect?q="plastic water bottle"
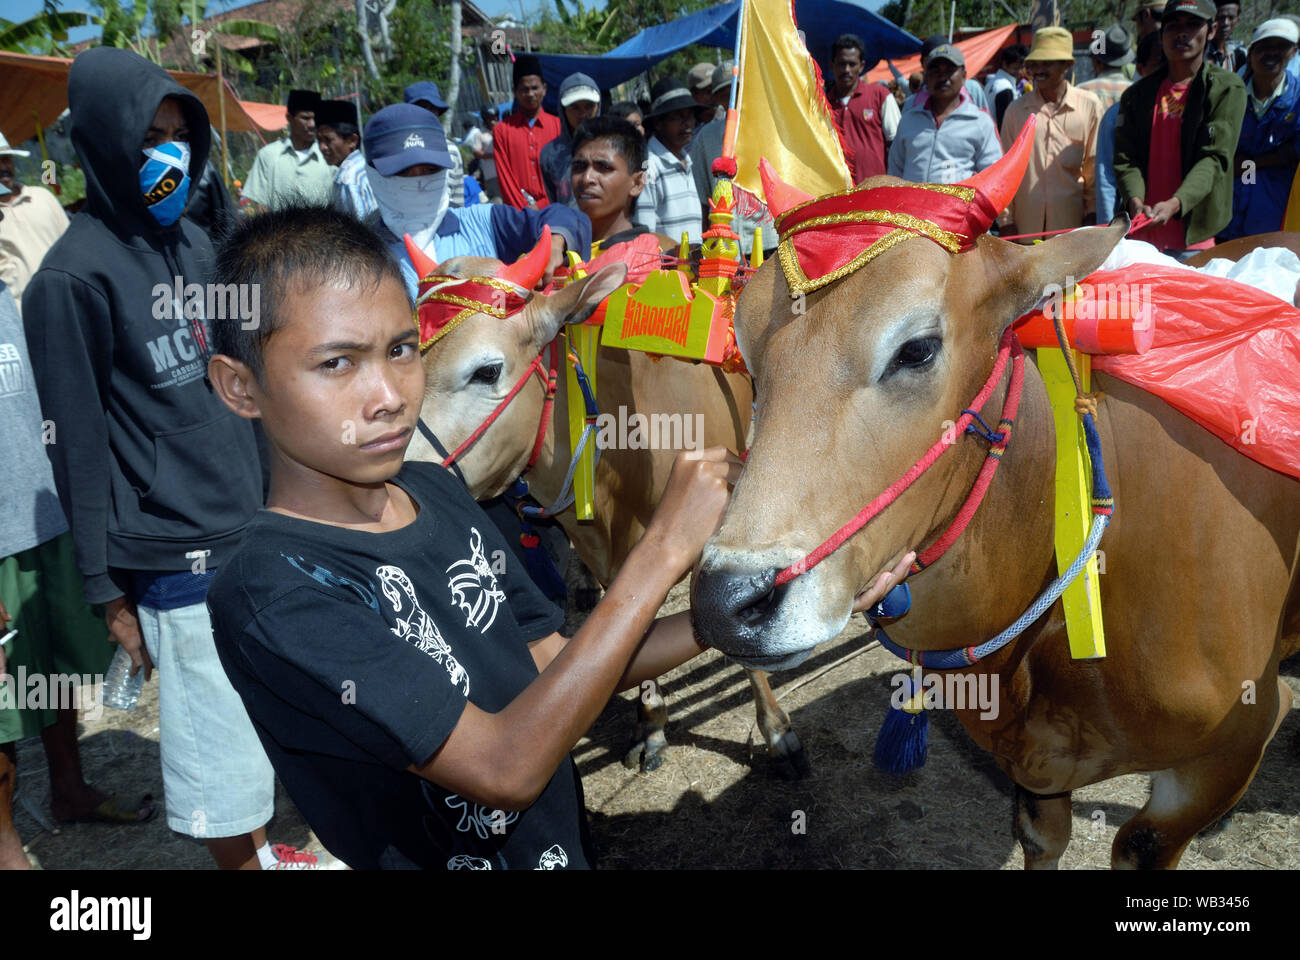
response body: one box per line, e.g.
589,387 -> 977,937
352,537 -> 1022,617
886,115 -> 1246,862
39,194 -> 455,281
102,645 -> 145,711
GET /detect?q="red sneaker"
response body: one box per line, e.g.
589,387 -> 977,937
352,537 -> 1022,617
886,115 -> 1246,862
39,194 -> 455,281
269,843 -> 319,870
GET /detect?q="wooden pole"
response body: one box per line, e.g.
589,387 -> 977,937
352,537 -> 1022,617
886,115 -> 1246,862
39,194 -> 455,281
216,36 -> 230,189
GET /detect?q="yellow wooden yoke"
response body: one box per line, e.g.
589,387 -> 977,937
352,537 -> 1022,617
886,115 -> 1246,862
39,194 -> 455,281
555,176 -> 762,522
1037,344 -> 1107,661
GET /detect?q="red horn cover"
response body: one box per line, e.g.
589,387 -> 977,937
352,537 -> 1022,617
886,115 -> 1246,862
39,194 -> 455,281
499,225 -> 552,291
769,116 -> 1037,297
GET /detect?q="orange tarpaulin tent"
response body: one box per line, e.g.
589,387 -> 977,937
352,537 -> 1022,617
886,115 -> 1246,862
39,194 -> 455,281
0,49 -> 282,144
865,23 -> 1019,83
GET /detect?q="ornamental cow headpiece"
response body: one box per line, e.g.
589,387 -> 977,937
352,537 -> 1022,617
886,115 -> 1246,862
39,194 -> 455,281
760,117 -> 1036,298
406,226 -> 553,351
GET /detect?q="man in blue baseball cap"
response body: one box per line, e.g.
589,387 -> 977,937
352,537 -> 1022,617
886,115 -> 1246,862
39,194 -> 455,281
360,104 -> 589,299
404,81 -> 468,208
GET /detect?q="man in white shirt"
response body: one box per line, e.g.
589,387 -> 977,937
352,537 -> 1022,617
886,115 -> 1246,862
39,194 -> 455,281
241,90 -> 335,212
0,131 -> 68,311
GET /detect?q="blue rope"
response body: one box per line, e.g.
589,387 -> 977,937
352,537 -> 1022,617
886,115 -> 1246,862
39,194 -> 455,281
517,352 -> 602,521
877,511 -> 1109,668
962,408 -> 1006,444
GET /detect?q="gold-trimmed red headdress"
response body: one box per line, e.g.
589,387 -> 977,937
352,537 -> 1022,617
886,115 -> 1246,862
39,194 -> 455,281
762,117 -> 1036,298
407,226 -> 552,351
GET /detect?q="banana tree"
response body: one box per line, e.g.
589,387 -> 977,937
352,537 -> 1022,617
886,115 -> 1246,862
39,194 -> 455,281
0,9 -> 96,55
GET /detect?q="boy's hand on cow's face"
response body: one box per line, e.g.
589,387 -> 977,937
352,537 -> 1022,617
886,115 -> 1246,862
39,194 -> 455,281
647,447 -> 743,575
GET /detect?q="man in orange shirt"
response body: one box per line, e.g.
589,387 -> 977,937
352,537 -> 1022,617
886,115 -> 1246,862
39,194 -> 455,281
494,54 -> 562,209
999,26 -> 1104,239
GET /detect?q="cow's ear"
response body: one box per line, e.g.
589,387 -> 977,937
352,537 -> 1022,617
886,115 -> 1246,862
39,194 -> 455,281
966,217 -> 1127,337
524,262 -> 629,346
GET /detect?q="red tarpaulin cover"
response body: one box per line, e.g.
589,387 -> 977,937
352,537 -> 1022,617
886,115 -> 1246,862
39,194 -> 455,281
1021,268 -> 1300,480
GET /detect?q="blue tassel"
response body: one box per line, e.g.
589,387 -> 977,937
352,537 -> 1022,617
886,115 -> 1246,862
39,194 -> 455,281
873,671 -> 929,774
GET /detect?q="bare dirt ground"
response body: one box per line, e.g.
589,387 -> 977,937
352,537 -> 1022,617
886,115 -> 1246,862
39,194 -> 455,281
11,577 -> 1300,870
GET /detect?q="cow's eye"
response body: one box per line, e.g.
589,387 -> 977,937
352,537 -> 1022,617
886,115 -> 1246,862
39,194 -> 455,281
892,337 -> 941,371
470,362 -> 502,385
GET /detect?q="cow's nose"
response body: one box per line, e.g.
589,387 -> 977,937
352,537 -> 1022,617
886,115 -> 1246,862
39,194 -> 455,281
692,564 -> 786,643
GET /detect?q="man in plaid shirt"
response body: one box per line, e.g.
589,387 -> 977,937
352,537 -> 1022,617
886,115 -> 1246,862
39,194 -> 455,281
1080,24 -> 1135,112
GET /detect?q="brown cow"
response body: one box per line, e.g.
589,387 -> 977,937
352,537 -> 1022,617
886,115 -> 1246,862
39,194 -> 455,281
691,149 -> 1300,867
403,244 -> 814,775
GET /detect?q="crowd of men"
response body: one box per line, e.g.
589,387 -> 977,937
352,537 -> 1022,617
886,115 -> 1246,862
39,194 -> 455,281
0,0 -> 1298,872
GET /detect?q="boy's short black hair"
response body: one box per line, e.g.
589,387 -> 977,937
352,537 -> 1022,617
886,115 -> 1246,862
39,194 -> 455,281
571,116 -> 647,174
609,100 -> 641,121
211,204 -> 406,384
832,34 -> 865,60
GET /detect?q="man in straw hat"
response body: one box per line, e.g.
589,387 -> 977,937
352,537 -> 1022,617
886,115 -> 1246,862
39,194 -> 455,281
634,77 -> 704,244
1114,0 -> 1246,251
998,25 -> 1105,239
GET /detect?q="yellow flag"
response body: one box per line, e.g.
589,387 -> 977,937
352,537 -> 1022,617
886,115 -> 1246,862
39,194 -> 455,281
1285,165 -> 1300,232
731,0 -> 853,205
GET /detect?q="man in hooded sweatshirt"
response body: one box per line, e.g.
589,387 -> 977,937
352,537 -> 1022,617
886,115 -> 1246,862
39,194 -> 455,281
21,47 -> 313,870
540,72 -> 601,208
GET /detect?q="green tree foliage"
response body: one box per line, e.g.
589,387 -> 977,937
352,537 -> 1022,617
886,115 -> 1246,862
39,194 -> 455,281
0,4 -> 95,55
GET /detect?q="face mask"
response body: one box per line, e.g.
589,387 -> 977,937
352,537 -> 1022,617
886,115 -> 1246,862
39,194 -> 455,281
140,141 -> 191,226
370,168 -> 450,251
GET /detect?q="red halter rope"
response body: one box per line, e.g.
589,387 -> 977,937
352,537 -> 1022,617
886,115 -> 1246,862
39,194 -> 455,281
774,327 -> 1025,586
437,338 -> 560,473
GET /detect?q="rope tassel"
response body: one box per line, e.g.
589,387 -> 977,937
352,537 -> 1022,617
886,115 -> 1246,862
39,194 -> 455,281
873,667 -> 928,773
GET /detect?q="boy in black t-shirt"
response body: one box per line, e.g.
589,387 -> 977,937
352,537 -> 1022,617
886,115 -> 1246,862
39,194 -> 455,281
204,206 -> 909,870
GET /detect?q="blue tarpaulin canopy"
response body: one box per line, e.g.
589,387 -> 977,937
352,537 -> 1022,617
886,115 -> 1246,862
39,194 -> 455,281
529,0 -> 919,94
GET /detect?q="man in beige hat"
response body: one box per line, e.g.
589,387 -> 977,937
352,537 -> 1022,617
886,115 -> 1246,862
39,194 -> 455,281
687,61 -> 720,127
998,26 -> 1104,239
0,132 -> 68,313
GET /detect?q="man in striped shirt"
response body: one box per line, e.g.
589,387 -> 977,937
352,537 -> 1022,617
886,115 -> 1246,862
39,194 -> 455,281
634,78 -> 703,245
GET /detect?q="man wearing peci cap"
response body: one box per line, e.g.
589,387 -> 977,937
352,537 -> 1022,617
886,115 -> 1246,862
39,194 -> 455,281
360,104 -> 587,300
1220,18 -> 1300,239
241,89 -> 334,212
889,44 -> 1002,185
1080,24 -> 1135,112
0,131 -> 68,313
494,54 -> 562,210
405,82 -> 468,208
1114,0 -> 1246,251
999,26 -> 1105,238
829,34 -> 900,182
317,99 -> 376,220
633,77 -> 703,245
539,72 -> 601,208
